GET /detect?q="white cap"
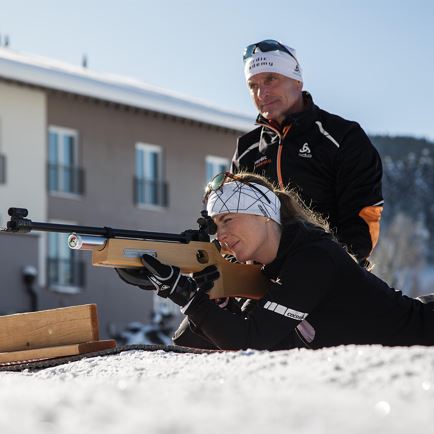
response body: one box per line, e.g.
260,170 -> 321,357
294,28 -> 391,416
244,45 -> 303,82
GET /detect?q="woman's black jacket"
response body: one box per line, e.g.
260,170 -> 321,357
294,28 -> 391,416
184,222 -> 434,350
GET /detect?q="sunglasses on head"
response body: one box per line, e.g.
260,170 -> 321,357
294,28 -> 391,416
243,39 -> 299,64
203,172 -> 271,204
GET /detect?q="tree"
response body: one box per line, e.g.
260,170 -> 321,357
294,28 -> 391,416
372,212 -> 429,296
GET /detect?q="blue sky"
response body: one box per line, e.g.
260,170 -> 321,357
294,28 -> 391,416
1,0 -> 434,140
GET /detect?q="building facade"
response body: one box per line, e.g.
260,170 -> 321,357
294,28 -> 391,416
0,48 -> 253,337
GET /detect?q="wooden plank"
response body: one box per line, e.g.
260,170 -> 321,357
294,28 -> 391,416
0,304 -> 99,352
0,339 -> 117,364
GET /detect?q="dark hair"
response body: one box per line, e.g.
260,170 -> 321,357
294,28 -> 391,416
229,172 -> 331,232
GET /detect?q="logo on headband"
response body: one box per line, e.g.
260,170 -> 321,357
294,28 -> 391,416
249,57 -> 274,71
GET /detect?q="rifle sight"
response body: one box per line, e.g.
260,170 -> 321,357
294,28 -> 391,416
8,208 -> 29,218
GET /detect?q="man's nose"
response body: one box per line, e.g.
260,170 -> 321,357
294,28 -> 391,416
257,85 -> 269,100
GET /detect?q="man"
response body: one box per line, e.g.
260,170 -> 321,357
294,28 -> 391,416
232,39 -> 383,265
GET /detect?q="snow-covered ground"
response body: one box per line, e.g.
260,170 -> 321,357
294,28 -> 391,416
1,345 -> 433,434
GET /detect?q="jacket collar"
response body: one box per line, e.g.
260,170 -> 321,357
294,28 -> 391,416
262,223 -> 303,279
262,220 -> 331,280
256,91 -> 318,144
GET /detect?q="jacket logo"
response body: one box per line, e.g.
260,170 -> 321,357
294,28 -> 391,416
254,155 -> 272,169
298,143 -> 312,158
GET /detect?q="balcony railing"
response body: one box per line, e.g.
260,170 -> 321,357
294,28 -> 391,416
134,177 -> 168,207
0,154 -> 6,184
47,163 -> 85,195
47,257 -> 85,290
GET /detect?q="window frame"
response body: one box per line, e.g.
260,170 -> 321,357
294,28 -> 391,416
0,117 -> 5,185
0,153 -> 6,184
134,142 -> 167,210
47,126 -> 83,198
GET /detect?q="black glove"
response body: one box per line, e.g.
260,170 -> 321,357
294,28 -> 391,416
192,265 -> 220,292
116,254 -> 220,307
116,267 -> 156,291
358,257 -> 374,271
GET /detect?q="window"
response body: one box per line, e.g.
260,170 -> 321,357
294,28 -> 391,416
47,231 -> 84,293
0,153 -> 5,184
205,156 -> 229,182
0,117 -> 5,184
134,143 -> 168,207
48,126 -> 84,195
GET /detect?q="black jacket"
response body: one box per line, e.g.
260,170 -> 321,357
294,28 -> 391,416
185,223 -> 434,350
231,92 -> 383,262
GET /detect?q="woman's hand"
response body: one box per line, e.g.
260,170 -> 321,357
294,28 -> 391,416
115,255 -> 220,307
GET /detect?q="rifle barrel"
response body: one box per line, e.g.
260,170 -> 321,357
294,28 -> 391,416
6,219 -> 191,242
5,207 -> 209,243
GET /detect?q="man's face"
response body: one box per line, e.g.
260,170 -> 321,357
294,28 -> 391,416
247,72 -> 303,124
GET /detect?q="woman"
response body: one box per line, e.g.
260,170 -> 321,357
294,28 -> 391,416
117,172 -> 434,350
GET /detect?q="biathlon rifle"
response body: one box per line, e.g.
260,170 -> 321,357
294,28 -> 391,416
4,208 -> 269,300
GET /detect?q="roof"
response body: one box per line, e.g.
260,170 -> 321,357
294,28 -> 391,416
0,48 -> 254,132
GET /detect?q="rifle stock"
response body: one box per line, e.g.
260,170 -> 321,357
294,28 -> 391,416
5,208 -> 270,300
86,238 -> 268,299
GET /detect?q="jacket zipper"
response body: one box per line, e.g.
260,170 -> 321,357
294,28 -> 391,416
256,120 -> 292,190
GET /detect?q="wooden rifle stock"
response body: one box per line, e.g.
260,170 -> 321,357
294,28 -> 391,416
5,208 -> 270,300
72,236 -> 269,299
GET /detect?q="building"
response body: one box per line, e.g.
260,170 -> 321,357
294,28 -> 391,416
0,47 -> 253,337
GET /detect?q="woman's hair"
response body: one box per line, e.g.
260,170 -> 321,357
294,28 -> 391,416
224,172 -> 364,265
229,172 -> 331,233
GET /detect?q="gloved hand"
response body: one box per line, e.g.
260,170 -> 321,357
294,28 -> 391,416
116,254 -> 220,307
116,266 -> 156,291
192,264 -> 220,292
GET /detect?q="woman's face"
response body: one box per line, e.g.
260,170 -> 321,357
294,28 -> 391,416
214,212 -> 272,263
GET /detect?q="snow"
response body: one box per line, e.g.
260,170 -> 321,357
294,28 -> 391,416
0,47 -> 254,132
1,345 -> 433,433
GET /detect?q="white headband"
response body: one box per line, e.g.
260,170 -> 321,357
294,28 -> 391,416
244,48 -> 303,82
206,181 -> 281,225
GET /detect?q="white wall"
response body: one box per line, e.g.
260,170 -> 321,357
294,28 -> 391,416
0,81 -> 47,285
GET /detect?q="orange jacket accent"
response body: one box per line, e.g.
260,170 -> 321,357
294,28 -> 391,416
277,125 -> 292,189
358,206 -> 383,252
